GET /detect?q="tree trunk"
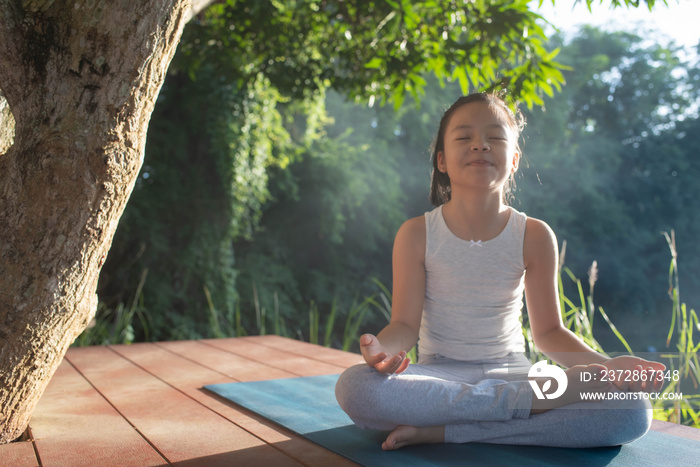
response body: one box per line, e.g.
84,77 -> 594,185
0,0 -> 211,444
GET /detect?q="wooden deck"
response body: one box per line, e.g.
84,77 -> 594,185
2,335 -> 699,466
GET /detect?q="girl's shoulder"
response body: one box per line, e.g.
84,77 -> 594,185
523,216 -> 558,268
524,216 -> 555,239
394,215 -> 427,262
397,215 -> 427,242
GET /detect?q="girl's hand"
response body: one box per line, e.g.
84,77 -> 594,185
602,356 -> 666,393
360,333 -> 410,375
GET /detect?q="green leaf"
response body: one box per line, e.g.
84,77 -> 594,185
364,57 -> 384,69
392,82 -> 406,111
452,66 -> 470,94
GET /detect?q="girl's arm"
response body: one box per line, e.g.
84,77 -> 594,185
524,218 -> 665,390
361,216 -> 426,374
523,218 -> 607,366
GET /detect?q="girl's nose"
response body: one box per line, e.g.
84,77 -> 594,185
471,141 -> 490,152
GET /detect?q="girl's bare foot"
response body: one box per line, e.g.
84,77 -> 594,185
531,364 -> 610,414
382,425 -> 445,451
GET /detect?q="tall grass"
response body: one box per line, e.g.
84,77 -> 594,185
656,231 -> 700,426
73,269 -> 151,346
205,285 -> 248,338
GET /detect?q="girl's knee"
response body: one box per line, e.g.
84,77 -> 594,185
603,399 -> 653,445
335,364 -> 375,416
335,364 -> 398,430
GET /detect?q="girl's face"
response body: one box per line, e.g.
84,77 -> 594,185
437,101 -> 519,196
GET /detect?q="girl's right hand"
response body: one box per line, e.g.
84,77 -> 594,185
360,333 -> 410,374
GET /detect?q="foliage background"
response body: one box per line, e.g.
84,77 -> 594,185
92,2 -> 699,358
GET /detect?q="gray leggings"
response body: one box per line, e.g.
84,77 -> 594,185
335,353 -> 652,447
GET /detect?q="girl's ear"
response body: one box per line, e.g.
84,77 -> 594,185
512,151 -> 520,173
437,151 -> 447,173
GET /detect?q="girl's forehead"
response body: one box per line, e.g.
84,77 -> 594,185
448,101 -> 511,128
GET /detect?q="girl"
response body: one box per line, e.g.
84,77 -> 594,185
335,92 -> 666,450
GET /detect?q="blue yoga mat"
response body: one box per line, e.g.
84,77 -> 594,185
205,374 -> 700,466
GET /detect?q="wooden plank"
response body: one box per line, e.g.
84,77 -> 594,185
200,337 -> 345,376
65,345 -> 304,466
111,341 -> 358,467
29,357 -> 166,467
155,339 -> 295,381
244,335 -> 364,369
0,440 -> 39,466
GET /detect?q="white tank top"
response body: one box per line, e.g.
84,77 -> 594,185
418,205 -> 527,361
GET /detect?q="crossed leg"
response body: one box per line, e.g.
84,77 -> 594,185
336,354 -> 651,450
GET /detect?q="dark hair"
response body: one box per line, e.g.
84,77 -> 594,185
428,92 -> 526,206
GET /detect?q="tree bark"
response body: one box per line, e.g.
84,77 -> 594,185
0,87 -> 14,155
0,0 -> 212,444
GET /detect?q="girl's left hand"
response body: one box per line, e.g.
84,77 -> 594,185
601,356 -> 666,393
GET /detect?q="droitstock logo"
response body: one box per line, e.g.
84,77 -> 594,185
528,360 -> 568,400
